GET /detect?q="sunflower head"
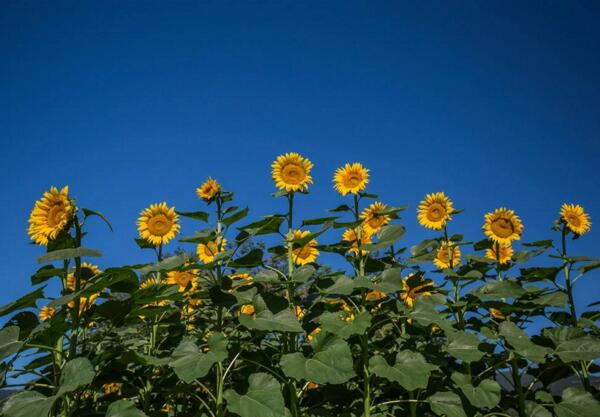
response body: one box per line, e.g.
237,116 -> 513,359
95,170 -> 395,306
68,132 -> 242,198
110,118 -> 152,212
560,203 -> 591,235
361,201 -> 390,234
333,163 -> 369,196
433,242 -> 461,269
272,152 -> 314,192
166,268 -> 198,292
137,202 -> 180,246
489,308 -> 507,321
39,305 -> 57,321
307,326 -> 321,342
28,186 -> 74,245
400,273 -> 435,308
196,177 -> 221,202
365,290 -> 386,302
485,243 -> 513,265
240,304 -> 256,316
68,293 -> 99,315
140,276 -> 163,290
294,305 -> 305,320
417,192 -> 453,230
66,262 -> 101,291
342,227 -> 373,255
197,237 -> 227,264
291,229 -> 320,266
483,208 -> 523,245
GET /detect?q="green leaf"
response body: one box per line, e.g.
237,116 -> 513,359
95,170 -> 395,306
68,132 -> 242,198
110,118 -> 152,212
0,287 -> 45,317
319,311 -> 371,339
37,247 -> 102,264
136,253 -> 191,275
321,275 -> 355,295
555,387 -> 600,417
451,373 -> 500,408
238,215 -> 285,237
31,265 -> 63,285
280,336 -> 355,384
222,207 -> 249,227
472,280 -> 526,299
239,305 -> 303,333
57,357 -> 95,396
530,291 -> 568,307
176,210 -> 209,222
446,330 -> 485,363
301,216 -> 338,226
369,350 -> 437,391
82,207 -> 113,231
410,296 -> 454,333
1,391 -> 55,417
105,400 -> 149,417
230,249 -> 263,267
362,224 -> 405,251
499,321 -> 550,362
291,265 -> 315,283
0,326 -> 23,360
169,333 -> 228,383
579,260 -> 600,275
525,402 -> 552,417
428,391 -> 467,417
555,335 -> 600,362
224,373 -> 290,417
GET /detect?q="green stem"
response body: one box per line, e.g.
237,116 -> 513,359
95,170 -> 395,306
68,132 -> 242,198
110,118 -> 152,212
216,362 -> 225,417
408,390 -> 417,417
362,334 -> 371,417
511,356 -> 526,417
68,219 -> 83,359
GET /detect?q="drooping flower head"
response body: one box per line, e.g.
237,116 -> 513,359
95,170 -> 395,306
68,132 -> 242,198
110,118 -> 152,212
197,237 -> 227,264
196,177 -> 221,202
417,192 -> 453,230
333,163 -> 369,196
28,186 -> 74,245
66,262 -> 101,291
272,152 -> 314,192
433,242 -> 461,269
342,227 -> 373,255
291,229 -> 319,266
400,273 -> 435,308
485,244 -> 513,265
137,202 -> 180,246
361,201 -> 390,234
39,305 -> 57,321
483,208 -> 523,246
560,203 -> 591,235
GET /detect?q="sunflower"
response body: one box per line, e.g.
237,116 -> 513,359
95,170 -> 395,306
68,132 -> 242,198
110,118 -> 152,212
196,177 -> 221,202
560,203 -> 591,235
139,276 -> 163,289
197,237 -> 227,263
291,229 -> 320,265
306,382 -> 319,390
333,163 -> 369,196
137,202 -> 180,246
365,290 -> 386,301
342,227 -> 373,255
485,244 -> 513,265
27,186 -> 74,245
489,308 -> 507,321
271,152 -> 314,192
39,305 -> 57,321
483,208 -> 523,246
400,273 -> 435,308
417,192 -> 453,230
101,383 -> 121,395
433,242 -> 461,269
307,326 -> 321,342
66,262 -> 102,291
68,293 -> 99,315
165,268 -> 198,292
361,201 -> 390,234
294,305 -> 305,320
240,304 -> 256,316
323,298 -> 353,314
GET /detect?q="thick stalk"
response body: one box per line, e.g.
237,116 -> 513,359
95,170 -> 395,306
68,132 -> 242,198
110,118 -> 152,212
215,362 -> 225,417
68,219 -> 83,359
408,391 -> 417,417
511,356 -> 526,417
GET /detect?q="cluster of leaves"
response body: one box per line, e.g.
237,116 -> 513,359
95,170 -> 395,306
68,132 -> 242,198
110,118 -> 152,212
1,189 -> 600,417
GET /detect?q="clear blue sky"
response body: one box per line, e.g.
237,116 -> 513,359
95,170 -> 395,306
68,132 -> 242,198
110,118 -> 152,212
1,1 -> 599,312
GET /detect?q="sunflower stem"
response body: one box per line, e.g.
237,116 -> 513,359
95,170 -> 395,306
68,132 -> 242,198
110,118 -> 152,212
68,218 -> 83,360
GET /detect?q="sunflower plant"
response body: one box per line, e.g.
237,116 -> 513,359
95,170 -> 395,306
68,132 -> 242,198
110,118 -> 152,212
1,161 -> 600,417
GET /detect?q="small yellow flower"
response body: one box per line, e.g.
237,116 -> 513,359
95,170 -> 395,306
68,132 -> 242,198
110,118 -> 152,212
240,304 -> 256,316
433,242 -> 461,269
400,273 -> 435,308
39,305 -> 56,321
307,326 -> 321,342
294,305 -> 305,320
66,262 -> 102,291
485,244 -> 513,265
560,203 -> 591,235
489,308 -> 506,320
28,186 -> 74,245
365,290 -> 386,302
272,152 -> 314,192
165,269 -> 198,292
68,293 -> 99,315
342,227 -> 372,255
306,382 -> 319,390
291,229 -> 319,265
196,177 -> 221,202
483,208 -> 523,246
137,202 -> 180,246
197,237 -> 227,263
333,163 -> 369,195
101,383 -> 121,395
417,192 -> 453,230
360,201 -> 390,234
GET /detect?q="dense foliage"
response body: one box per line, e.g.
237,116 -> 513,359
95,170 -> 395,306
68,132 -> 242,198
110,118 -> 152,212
1,154 -> 599,417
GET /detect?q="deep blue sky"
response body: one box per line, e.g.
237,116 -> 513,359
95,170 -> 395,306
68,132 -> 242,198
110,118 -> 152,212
1,1 -> 599,313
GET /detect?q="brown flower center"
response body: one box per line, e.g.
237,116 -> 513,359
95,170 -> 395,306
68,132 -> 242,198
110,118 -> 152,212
47,204 -> 66,227
295,244 -> 313,259
345,174 -> 361,188
490,217 -> 514,238
567,215 -> 581,227
282,164 -> 305,184
147,214 -> 173,236
426,203 -> 446,222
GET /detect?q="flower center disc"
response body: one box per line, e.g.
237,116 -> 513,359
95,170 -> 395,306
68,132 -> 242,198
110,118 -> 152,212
426,204 -> 446,222
47,204 -> 66,227
173,272 -> 192,287
148,214 -> 172,236
567,215 -> 581,227
346,174 -> 361,187
296,244 -> 312,259
491,218 -> 514,238
282,164 -> 305,184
